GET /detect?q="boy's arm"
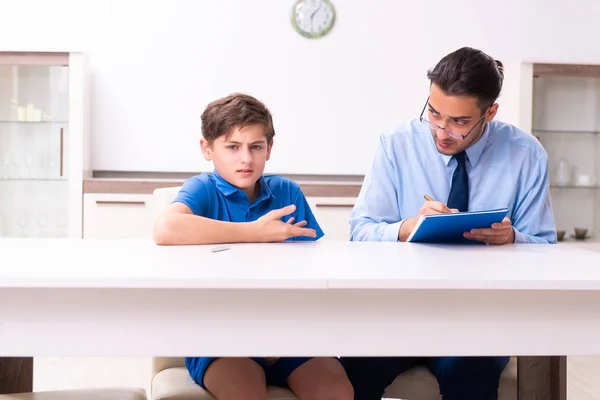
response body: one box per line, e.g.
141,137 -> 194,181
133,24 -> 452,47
153,202 -> 253,245
153,203 -> 316,245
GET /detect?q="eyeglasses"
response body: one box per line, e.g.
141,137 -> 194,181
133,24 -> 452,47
419,96 -> 488,140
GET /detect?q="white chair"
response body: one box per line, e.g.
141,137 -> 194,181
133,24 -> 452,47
150,186 -> 517,400
151,358 -> 298,400
151,186 -> 183,220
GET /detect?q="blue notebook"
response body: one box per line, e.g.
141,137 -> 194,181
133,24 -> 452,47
406,208 -> 510,243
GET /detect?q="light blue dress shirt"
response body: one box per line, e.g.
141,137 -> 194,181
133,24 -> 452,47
351,118 -> 557,244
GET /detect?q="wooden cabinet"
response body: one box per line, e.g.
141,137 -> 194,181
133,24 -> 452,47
83,193 -> 154,239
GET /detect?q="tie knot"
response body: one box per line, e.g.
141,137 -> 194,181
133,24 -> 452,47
454,151 -> 467,167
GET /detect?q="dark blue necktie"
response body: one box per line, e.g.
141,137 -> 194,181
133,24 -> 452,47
447,151 -> 469,212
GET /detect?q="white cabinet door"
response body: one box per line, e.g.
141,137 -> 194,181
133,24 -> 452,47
0,52 -> 90,239
83,193 -> 154,239
307,197 -> 356,241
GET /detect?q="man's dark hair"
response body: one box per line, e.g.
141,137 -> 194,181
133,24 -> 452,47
201,93 -> 275,143
427,47 -> 504,112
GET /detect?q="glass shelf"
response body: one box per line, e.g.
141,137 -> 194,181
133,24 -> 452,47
0,120 -> 68,124
0,52 -> 81,239
557,239 -> 600,245
550,185 -> 600,190
534,129 -> 600,135
0,178 -> 68,182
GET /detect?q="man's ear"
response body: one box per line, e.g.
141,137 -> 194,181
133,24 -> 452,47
485,103 -> 499,122
200,139 -> 212,161
266,140 -> 274,161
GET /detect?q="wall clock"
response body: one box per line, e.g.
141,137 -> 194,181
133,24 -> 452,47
291,0 -> 336,39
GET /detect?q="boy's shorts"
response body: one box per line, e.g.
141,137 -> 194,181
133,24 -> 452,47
185,357 -> 313,389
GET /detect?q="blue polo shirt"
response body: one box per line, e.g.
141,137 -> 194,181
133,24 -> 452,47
173,171 -> 324,241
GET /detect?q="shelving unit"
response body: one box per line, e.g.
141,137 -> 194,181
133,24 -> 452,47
0,52 -> 89,238
529,63 -> 600,244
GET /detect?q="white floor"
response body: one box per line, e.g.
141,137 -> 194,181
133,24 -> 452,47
33,356 -> 600,399
568,356 -> 600,399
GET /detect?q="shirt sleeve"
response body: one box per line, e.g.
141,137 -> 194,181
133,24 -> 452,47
512,152 -> 557,244
172,177 -> 210,216
350,134 -> 404,242
285,184 -> 325,242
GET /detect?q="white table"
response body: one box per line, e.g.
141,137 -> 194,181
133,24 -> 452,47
1,238 -> 600,358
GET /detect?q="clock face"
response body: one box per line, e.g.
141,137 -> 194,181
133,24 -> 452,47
291,0 -> 336,39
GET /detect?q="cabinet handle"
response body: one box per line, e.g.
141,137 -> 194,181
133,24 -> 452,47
315,204 -> 355,208
59,127 -> 64,177
95,200 -> 146,205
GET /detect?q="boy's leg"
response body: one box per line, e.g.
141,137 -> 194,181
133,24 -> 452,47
200,358 -> 268,400
277,357 -> 353,400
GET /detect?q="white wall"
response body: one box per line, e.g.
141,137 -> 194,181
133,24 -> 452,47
1,0 -> 600,175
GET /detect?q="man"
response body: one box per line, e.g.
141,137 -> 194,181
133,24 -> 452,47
341,47 -> 556,399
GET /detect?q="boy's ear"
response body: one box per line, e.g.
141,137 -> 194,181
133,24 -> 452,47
200,139 -> 212,161
266,140 -> 274,161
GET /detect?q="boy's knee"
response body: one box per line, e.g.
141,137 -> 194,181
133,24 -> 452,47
312,376 -> 354,400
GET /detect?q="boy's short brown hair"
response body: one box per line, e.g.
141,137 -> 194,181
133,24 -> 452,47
201,93 -> 275,143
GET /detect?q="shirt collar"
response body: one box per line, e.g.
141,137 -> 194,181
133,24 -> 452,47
212,170 -> 237,196
212,170 -> 273,201
439,122 -> 491,167
257,175 -> 273,200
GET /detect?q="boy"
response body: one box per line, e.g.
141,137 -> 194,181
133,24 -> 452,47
153,93 -> 353,400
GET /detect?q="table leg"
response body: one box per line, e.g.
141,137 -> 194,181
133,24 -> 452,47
518,356 -> 566,400
0,357 -> 33,394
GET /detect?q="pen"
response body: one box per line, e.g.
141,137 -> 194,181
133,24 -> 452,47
211,245 -> 231,253
423,194 -> 434,202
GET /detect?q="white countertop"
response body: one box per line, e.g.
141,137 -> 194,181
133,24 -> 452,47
1,238 -> 599,291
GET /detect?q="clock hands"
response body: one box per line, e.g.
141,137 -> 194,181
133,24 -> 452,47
310,1 -> 323,30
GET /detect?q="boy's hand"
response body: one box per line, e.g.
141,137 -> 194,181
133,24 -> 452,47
252,204 -> 317,242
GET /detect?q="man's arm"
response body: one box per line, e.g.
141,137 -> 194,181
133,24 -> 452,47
350,134 -> 476,243
350,134 -> 404,242
511,153 -> 557,244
